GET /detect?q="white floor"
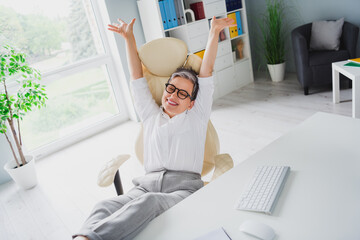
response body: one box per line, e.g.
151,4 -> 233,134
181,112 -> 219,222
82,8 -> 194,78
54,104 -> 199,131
0,73 -> 352,239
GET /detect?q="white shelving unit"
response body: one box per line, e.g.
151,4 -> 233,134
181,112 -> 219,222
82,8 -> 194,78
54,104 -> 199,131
137,0 -> 253,100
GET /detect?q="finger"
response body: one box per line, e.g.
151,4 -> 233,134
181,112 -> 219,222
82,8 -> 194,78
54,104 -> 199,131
108,24 -> 118,28
108,26 -> 119,31
108,24 -> 119,29
107,27 -> 119,33
108,26 -> 120,32
129,18 -> 136,28
117,18 -> 126,24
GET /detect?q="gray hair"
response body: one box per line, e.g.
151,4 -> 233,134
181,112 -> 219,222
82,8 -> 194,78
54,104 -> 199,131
168,67 -> 199,100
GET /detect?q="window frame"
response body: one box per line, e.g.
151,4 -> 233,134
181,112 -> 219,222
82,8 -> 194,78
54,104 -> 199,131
2,0 -> 134,159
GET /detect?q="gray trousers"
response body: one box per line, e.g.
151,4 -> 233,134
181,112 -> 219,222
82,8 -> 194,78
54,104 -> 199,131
73,170 -> 203,240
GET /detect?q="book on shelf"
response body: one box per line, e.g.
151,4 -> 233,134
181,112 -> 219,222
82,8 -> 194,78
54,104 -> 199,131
190,2 -> 205,20
344,62 -> 360,67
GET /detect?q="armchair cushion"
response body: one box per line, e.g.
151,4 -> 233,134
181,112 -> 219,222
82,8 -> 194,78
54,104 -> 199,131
309,49 -> 349,66
310,18 -> 344,51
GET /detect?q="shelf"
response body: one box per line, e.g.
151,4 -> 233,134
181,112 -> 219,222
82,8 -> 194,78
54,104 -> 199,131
234,57 -> 249,64
164,24 -> 185,33
227,8 -> 243,14
186,18 -> 208,26
137,0 -> 254,98
230,33 -> 247,40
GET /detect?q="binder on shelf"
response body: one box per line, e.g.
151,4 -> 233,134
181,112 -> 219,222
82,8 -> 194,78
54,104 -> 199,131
174,0 -> 185,25
235,0 -> 242,10
159,0 -> 168,30
225,0 -> 230,12
168,0 -> 178,28
230,0 -> 236,11
235,11 -> 243,35
163,0 -> 174,28
226,0 -> 242,12
174,0 -> 181,25
194,50 -> 205,59
227,12 -> 238,38
190,2 -> 205,20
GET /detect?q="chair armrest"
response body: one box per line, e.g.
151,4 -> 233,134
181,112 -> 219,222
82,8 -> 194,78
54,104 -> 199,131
97,154 -> 131,187
210,153 -> 234,182
291,30 -> 310,67
341,22 -> 359,58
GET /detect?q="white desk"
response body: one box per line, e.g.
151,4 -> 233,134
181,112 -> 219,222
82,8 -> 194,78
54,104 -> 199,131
134,112 -> 360,240
332,60 -> 360,118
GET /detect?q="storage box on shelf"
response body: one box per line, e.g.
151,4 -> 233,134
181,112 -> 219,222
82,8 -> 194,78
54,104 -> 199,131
137,0 -> 253,100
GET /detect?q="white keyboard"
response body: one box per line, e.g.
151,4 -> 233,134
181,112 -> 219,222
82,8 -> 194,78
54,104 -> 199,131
235,165 -> 290,215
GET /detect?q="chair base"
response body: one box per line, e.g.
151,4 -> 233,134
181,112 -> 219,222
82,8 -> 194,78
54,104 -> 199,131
304,87 -> 309,95
114,170 -> 124,196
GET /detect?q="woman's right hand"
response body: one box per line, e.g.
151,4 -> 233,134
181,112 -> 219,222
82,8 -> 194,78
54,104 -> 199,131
108,18 -> 136,39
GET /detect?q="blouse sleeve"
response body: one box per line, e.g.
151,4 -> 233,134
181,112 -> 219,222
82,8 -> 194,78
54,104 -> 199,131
130,77 -> 159,121
191,75 -> 214,121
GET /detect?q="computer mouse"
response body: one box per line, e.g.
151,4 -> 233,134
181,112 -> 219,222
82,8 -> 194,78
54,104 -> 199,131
239,220 -> 275,240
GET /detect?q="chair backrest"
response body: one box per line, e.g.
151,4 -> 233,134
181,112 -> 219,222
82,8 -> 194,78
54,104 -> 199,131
135,37 -> 219,176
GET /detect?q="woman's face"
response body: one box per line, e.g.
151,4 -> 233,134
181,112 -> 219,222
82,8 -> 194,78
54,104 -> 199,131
161,76 -> 195,118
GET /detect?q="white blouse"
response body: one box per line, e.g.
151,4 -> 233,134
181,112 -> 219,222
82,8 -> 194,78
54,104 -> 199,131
130,76 -> 214,174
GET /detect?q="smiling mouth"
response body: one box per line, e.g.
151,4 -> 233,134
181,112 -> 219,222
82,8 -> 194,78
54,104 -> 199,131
167,98 -> 179,106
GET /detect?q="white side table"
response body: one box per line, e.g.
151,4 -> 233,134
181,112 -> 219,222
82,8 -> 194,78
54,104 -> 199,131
332,60 -> 360,118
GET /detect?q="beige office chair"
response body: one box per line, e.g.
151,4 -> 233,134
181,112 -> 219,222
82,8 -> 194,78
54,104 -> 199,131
98,37 -> 233,195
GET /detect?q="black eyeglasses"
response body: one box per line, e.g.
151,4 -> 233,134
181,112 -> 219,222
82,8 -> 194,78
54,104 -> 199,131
165,83 -> 191,100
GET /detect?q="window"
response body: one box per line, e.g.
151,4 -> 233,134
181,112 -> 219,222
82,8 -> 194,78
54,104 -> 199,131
0,0 -> 129,157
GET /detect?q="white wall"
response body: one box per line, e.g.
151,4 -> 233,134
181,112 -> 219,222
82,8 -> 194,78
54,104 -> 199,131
104,0 -> 146,81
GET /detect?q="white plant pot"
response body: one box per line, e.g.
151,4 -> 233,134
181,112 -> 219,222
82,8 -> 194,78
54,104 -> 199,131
4,155 -> 38,189
267,62 -> 286,82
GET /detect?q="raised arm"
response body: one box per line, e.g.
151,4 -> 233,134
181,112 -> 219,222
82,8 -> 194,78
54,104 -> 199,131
108,18 -> 143,80
199,17 -> 236,78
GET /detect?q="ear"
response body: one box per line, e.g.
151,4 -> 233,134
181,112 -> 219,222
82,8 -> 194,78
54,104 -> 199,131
188,100 -> 195,110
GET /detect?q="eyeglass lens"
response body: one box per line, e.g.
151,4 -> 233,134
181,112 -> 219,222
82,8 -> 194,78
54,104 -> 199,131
165,84 -> 190,99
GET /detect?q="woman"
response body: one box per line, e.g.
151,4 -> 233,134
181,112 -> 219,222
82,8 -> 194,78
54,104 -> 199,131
73,16 -> 235,240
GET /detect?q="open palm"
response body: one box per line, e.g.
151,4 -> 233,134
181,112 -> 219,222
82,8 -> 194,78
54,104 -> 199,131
108,18 -> 136,39
210,16 -> 236,32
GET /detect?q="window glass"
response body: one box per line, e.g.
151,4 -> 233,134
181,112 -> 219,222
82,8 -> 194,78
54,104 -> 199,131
21,65 -> 119,150
0,0 -> 104,73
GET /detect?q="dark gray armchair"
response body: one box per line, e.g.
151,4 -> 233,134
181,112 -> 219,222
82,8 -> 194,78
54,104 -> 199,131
291,21 -> 359,95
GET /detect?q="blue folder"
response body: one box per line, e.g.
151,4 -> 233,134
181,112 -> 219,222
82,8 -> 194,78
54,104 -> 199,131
159,0 -> 168,30
168,0 -> 178,28
164,0 -> 175,28
235,11 -> 243,35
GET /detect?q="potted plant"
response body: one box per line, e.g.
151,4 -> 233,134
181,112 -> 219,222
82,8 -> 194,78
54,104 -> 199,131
1,44 -> 47,189
258,0 -> 286,82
